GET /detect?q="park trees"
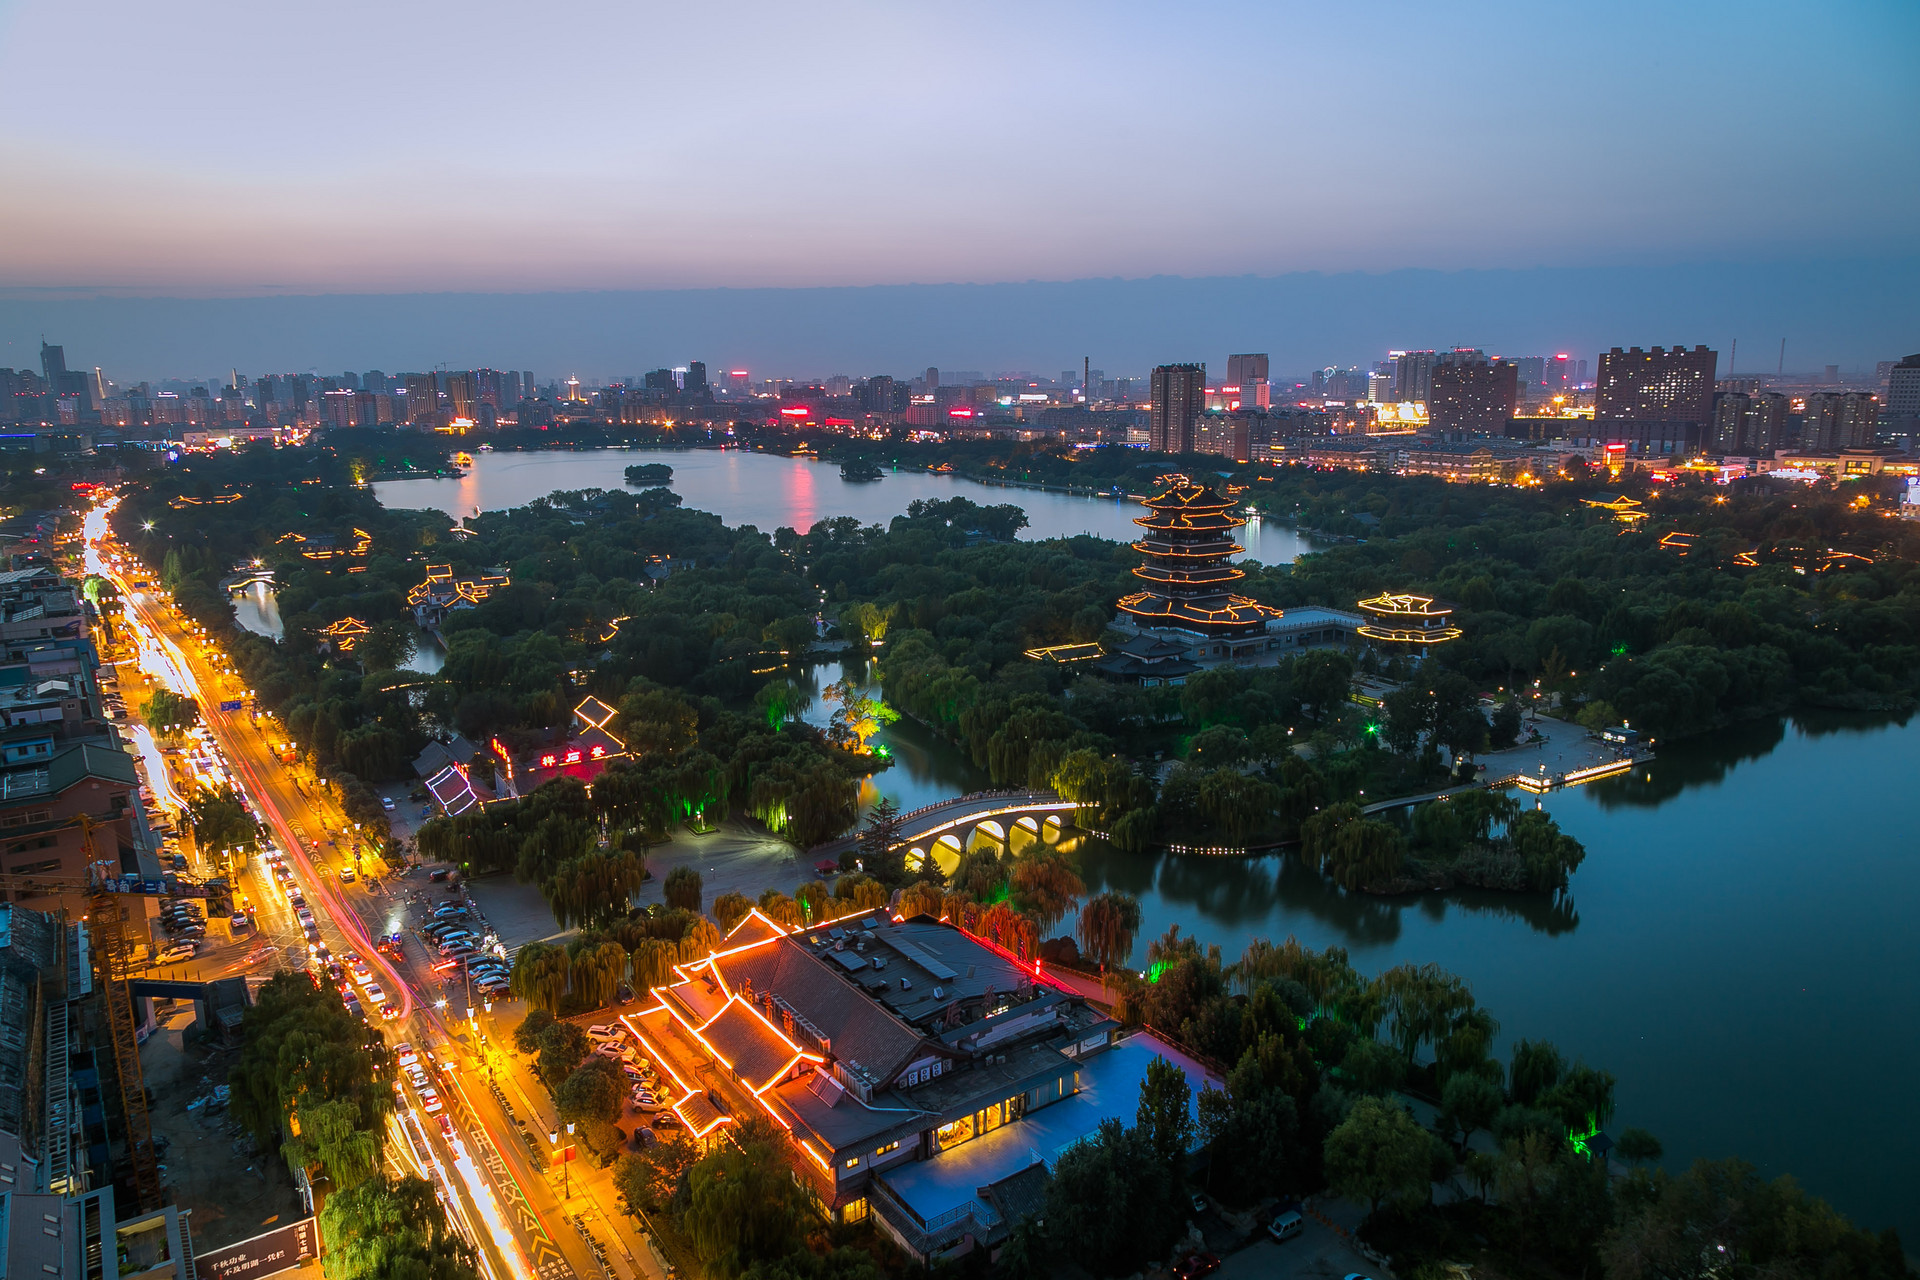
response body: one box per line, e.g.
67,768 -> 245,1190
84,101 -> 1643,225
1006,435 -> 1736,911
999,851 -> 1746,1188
1076,890 -> 1143,981
141,688 -> 199,737
228,974 -> 392,1192
319,1175 -> 480,1280
1323,1096 -> 1434,1215
556,1057 -> 625,1158
820,677 -> 899,750
663,865 -> 702,912
683,1123 -> 815,1278
1302,802 -> 1405,891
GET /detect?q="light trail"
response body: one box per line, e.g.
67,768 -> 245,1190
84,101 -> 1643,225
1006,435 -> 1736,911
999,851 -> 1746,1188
127,723 -> 181,812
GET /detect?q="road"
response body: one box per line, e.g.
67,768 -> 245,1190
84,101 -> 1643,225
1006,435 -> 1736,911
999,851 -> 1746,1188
86,498 -> 645,1280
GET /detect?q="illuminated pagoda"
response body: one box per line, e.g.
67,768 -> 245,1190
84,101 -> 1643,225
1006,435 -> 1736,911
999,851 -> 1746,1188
1117,475 -> 1282,641
1354,593 -> 1462,647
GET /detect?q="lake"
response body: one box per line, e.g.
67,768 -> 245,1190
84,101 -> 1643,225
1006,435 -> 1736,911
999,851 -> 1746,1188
1077,712 -> 1920,1246
369,446 -> 1314,564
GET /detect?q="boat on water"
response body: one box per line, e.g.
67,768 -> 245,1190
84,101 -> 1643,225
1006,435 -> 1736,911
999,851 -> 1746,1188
453,451 -> 475,467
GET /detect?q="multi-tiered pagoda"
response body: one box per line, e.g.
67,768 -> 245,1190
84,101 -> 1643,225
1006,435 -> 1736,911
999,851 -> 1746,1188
1116,476 -> 1282,637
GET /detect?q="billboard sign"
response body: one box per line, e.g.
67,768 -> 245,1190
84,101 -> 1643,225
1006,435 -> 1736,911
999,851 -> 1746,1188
197,1217 -> 320,1280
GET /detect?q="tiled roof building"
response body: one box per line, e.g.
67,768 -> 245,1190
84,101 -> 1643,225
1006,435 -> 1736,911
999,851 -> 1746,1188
626,909 -> 1216,1261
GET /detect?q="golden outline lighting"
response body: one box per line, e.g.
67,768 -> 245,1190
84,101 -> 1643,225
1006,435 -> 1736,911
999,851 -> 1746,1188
1115,475 -> 1282,633
1355,592 -> 1463,646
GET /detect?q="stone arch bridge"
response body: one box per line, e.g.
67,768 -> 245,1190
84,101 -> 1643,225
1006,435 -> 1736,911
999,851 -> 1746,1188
812,790 -> 1080,874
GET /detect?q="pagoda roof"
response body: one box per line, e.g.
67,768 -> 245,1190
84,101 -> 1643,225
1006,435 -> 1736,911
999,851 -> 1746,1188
1137,476 -> 1237,512
1119,590 -> 1281,630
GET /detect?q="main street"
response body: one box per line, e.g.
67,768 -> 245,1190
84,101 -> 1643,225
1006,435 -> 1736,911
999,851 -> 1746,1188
84,498 -> 633,1280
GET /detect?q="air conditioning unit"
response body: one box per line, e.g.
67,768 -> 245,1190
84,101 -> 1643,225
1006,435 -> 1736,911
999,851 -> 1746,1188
873,957 -> 887,970
899,977 -> 912,990
932,986 -> 943,998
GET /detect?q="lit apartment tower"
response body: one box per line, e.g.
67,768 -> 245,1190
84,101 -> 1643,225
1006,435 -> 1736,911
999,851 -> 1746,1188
1595,346 -> 1718,426
1800,392 -> 1880,450
404,373 -> 439,424
1149,363 -> 1207,454
474,368 -> 503,407
1391,350 -> 1436,403
1885,354 -> 1920,430
1513,356 -> 1546,389
444,371 -> 479,420
685,361 -> 709,397
1117,476 -> 1282,637
1428,352 -> 1518,434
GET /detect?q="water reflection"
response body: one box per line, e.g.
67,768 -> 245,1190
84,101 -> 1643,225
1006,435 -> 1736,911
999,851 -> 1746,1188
799,658 -> 988,815
231,582 -> 283,638
373,448 -> 1314,564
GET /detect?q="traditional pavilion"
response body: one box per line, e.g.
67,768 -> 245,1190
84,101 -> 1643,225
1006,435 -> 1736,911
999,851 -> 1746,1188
1116,475 -> 1282,641
1354,593 -> 1462,646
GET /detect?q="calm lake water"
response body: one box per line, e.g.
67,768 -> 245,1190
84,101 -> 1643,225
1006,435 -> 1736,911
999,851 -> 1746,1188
359,449 -> 1914,1242
1079,713 -> 1920,1246
370,447 -> 1314,564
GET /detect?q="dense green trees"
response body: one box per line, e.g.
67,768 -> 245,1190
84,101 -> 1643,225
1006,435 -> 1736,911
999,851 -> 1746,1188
683,1122 -> 816,1278
1603,1159 -> 1911,1280
1323,1097 -> 1435,1213
141,688 -> 199,736
229,974 -> 392,1191
319,1175 -> 480,1280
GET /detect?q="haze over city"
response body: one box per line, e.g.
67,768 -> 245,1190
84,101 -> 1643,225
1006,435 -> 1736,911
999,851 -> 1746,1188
2,0 -> 1916,374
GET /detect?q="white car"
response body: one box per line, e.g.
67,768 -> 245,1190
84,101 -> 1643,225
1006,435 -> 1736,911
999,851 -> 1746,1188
395,1042 -> 419,1067
156,942 -> 196,964
363,982 -> 386,1005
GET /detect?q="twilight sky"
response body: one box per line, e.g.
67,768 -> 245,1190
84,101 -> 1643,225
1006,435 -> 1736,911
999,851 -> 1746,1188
0,0 -> 1914,373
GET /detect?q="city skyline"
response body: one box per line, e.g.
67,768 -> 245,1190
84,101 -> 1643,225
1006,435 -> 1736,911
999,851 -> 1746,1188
4,256 -> 1917,384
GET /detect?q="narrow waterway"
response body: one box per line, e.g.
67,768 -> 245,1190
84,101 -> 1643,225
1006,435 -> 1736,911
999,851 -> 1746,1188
370,447 -> 1313,564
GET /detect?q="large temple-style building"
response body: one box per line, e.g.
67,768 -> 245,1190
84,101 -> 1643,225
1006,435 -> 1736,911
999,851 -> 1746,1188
1101,476 -> 1357,679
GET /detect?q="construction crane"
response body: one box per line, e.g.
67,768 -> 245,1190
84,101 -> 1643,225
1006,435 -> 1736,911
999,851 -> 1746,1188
0,813 -> 205,1213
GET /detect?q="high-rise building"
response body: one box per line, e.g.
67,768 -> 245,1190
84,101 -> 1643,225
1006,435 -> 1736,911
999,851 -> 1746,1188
1226,353 -> 1269,387
925,367 -> 940,390
1800,392 -> 1879,450
404,373 -> 439,424
1390,350 -> 1436,403
860,375 -> 898,414
1546,354 -> 1574,390
1884,354 -> 1920,429
1712,392 -> 1791,453
1513,356 -> 1546,388
39,341 -> 66,383
444,371 -> 479,420
1595,346 -> 1717,426
686,361 -> 709,398
1367,372 -> 1395,405
1149,364 -> 1206,454
1428,351 -> 1518,434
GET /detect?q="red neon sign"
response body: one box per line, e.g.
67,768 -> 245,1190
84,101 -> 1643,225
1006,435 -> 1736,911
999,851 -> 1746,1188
564,749 -> 582,764
779,406 -> 809,417
589,745 -> 607,759
948,408 -> 974,418
540,753 -> 557,768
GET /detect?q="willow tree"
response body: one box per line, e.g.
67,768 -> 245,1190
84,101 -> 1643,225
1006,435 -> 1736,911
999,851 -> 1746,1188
711,891 -> 754,934
567,939 -> 628,1010
509,942 -> 570,1014
1076,890 -> 1143,982
1009,845 -> 1084,934
540,848 -> 649,930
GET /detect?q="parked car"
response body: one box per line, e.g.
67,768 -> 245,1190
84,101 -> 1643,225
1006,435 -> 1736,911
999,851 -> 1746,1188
339,867 -> 355,883
1174,1254 -> 1220,1280
1267,1211 -> 1304,1243
156,942 -> 196,964
587,1024 -> 623,1043
381,796 -> 396,811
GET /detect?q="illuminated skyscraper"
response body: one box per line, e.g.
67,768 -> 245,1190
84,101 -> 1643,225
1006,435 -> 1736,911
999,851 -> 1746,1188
1428,351 -> 1518,434
1596,346 -> 1717,425
1391,350 -> 1435,403
1149,363 -> 1206,454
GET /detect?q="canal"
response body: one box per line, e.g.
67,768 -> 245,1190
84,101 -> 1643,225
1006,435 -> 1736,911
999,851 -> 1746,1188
358,448 -> 1914,1242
